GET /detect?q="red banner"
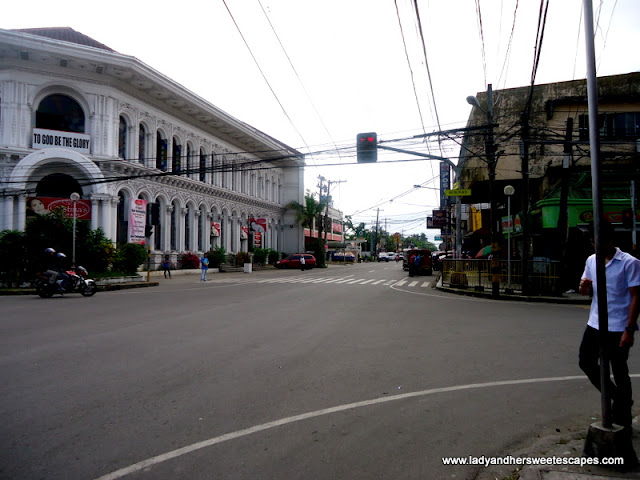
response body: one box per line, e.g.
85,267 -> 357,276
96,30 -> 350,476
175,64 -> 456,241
27,197 -> 92,220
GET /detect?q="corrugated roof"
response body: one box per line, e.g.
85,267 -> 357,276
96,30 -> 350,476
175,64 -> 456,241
12,27 -> 116,52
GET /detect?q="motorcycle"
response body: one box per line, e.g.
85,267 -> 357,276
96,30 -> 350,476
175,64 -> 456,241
34,266 -> 98,298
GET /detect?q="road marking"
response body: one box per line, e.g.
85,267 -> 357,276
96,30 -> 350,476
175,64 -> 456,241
372,279 -> 386,285
384,280 -> 395,285
359,279 -> 375,285
395,280 -> 407,286
347,278 -> 365,284
421,282 -> 430,288
334,278 -> 354,284
94,374 -> 639,480
408,281 -> 418,287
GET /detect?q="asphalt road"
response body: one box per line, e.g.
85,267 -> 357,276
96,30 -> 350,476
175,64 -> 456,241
1,262 -> 632,480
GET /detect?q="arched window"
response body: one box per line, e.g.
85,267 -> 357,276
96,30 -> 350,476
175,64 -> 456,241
156,132 -> 167,171
185,206 -> 191,251
118,116 -> 128,159
170,201 -> 178,251
172,138 -> 182,174
139,124 -> 146,164
200,149 -> 207,183
117,191 -> 128,245
36,94 -> 85,133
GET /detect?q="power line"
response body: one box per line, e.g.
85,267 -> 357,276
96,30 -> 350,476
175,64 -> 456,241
221,0 -> 313,161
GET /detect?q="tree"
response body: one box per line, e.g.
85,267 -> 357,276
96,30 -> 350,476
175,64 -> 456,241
287,192 -> 327,266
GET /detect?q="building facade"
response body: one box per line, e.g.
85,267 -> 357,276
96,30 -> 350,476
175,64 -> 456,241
455,72 -> 640,290
0,28 -> 306,266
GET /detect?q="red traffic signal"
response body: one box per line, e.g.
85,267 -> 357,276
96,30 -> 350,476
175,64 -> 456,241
356,132 -> 377,163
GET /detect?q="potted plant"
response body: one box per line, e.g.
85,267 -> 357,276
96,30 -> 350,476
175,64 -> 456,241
236,251 -> 252,273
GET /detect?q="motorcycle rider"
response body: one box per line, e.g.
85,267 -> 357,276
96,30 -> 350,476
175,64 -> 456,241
43,247 -> 60,287
54,252 -> 70,292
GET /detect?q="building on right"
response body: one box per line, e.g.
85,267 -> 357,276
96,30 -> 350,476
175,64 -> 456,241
455,72 -> 640,294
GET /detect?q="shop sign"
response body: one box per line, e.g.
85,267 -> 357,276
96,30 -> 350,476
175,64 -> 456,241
432,209 -> 448,227
32,128 -> 91,154
26,196 -> 92,220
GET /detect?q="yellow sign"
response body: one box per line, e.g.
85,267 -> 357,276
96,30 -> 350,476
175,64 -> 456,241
445,189 -> 471,196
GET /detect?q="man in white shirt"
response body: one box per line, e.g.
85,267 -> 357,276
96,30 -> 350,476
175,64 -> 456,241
579,221 -> 640,429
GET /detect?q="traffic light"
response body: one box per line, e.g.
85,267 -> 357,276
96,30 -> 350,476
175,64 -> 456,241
357,132 -> 377,163
145,225 -> 154,237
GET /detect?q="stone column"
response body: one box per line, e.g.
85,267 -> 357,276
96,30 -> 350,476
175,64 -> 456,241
2,194 -> 15,231
16,194 -> 27,231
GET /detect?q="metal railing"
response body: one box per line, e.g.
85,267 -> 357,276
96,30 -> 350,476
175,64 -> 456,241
441,259 -> 563,296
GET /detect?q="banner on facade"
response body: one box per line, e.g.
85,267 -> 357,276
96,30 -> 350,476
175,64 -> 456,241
128,198 -> 147,244
249,218 -> 267,232
32,128 -> 91,154
211,222 -> 221,237
254,232 -> 262,248
26,196 -> 92,220
240,226 -> 249,240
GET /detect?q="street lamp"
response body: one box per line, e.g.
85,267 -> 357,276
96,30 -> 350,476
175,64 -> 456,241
467,84 -> 499,296
70,192 -> 80,267
504,185 -> 515,293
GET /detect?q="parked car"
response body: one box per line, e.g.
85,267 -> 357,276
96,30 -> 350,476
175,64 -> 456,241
275,254 -> 317,269
377,252 -> 389,262
395,253 -> 404,261
387,252 -> 397,262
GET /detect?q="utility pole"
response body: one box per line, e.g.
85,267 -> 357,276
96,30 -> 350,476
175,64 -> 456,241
323,179 -> 346,246
520,110 -> 531,296
558,117 -> 574,292
485,84 -> 500,298
316,175 -> 326,262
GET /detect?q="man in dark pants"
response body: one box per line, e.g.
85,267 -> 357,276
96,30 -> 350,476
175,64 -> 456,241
579,221 -> 640,429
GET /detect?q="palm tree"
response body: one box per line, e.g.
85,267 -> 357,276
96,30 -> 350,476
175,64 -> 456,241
287,193 -> 327,266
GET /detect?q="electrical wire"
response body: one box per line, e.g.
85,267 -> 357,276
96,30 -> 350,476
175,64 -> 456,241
221,0 -> 313,163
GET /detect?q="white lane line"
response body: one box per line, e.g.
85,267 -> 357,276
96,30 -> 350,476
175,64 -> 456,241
94,374 -> 626,480
395,280 -> 407,286
323,278 -> 342,284
372,280 -> 386,285
408,281 -> 419,287
421,282 -> 430,288
359,279 -> 375,285
384,280 -> 395,285
347,278 -> 365,284
334,278 -> 354,284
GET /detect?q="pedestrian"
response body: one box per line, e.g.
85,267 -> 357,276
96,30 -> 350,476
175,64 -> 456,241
578,221 -> 640,430
162,254 -> 172,279
300,254 -> 306,271
200,254 -> 209,281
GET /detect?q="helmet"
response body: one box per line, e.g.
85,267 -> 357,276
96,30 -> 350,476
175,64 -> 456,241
45,247 -> 55,254
56,252 -> 66,258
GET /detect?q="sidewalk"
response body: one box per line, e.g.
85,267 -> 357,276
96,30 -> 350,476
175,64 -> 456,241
434,276 -> 591,305
476,421 -> 640,480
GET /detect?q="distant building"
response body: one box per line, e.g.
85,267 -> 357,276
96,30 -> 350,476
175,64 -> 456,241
0,27 -> 306,266
457,72 -> 640,289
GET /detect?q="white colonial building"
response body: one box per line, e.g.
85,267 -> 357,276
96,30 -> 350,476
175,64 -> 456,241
0,27 -> 305,266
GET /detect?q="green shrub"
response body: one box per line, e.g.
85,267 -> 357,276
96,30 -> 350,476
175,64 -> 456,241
268,250 -> 280,264
112,243 -> 148,274
207,247 -> 226,268
253,248 -> 268,265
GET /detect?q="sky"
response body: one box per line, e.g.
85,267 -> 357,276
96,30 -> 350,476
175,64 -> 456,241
4,0 -> 639,240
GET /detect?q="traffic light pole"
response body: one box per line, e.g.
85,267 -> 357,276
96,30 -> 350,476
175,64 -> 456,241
377,145 -> 463,258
